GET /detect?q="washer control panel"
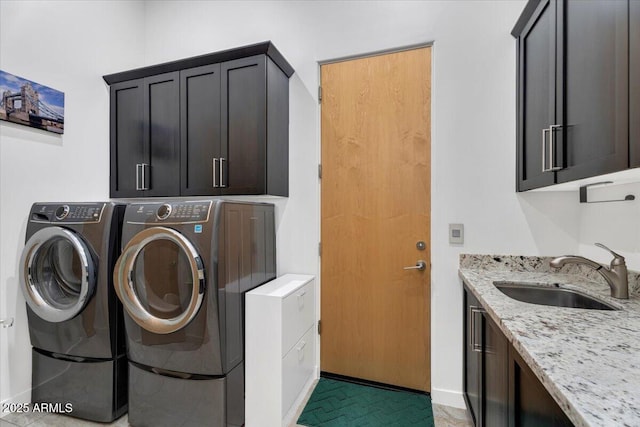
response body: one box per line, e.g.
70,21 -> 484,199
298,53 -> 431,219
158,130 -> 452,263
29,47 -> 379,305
31,203 -> 105,223
128,201 -> 212,224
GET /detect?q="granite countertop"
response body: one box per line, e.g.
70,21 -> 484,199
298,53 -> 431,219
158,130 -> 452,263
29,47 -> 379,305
459,255 -> 640,427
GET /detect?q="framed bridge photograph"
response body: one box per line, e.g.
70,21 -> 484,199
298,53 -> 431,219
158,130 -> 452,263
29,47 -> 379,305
0,70 -> 64,134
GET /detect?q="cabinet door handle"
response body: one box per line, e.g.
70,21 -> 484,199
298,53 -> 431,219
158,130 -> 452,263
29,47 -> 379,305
469,305 -> 485,352
548,124 -> 562,171
140,163 -> 149,190
542,128 -> 550,172
213,158 -> 219,188
542,125 -> 562,172
136,164 -> 141,190
220,158 -> 226,188
297,290 -> 306,309
296,340 -> 306,362
135,163 -> 149,190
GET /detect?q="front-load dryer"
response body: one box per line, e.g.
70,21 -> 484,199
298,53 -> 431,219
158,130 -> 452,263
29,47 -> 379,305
113,200 -> 275,427
19,202 -> 127,422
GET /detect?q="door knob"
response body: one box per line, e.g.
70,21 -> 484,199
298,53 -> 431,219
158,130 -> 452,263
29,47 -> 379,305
0,318 -> 14,328
404,260 -> 427,271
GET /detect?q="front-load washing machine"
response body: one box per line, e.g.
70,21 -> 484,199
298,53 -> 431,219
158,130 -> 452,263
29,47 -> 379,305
19,202 -> 127,422
113,200 -> 275,427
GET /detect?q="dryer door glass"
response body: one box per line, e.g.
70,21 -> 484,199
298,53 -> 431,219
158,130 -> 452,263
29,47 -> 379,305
132,239 -> 193,320
114,227 -> 205,334
19,227 -> 96,322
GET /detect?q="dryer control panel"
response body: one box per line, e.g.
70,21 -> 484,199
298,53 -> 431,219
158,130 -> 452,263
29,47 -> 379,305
31,203 -> 106,223
126,201 -> 212,224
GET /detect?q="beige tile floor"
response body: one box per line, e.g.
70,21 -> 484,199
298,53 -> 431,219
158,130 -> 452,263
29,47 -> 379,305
1,384 -> 472,427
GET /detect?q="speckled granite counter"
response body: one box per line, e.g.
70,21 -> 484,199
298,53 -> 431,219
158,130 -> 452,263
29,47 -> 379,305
459,255 -> 640,427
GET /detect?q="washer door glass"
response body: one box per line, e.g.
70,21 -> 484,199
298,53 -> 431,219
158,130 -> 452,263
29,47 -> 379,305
19,227 -> 95,322
114,227 -> 205,334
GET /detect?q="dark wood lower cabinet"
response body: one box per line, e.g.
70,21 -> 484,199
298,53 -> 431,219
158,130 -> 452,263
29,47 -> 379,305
463,285 -> 574,427
483,314 -> 508,427
509,349 -> 573,427
464,289 -> 482,426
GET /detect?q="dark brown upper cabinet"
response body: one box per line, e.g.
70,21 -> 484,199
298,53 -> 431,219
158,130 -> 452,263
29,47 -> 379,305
180,64 -> 222,196
513,0 -> 630,191
104,42 -> 293,198
109,73 -> 180,198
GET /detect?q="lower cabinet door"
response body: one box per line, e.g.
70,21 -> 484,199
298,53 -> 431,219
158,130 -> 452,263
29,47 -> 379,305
282,280 -> 315,355
509,346 -> 574,427
463,287 -> 482,426
463,283 -> 574,427
483,314 -> 508,427
282,327 -> 315,417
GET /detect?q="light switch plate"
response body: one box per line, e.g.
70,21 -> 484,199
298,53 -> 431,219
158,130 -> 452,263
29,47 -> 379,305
449,223 -> 464,245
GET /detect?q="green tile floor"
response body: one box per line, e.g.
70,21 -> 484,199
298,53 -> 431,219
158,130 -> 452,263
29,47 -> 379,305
297,378 -> 434,427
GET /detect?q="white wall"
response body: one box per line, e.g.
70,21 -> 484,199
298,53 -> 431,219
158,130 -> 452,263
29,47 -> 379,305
578,182 -> 640,270
0,0 -> 596,410
141,0 -> 582,406
0,0 -> 145,406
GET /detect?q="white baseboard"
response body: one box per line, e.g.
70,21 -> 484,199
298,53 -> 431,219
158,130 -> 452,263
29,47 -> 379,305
430,387 -> 466,409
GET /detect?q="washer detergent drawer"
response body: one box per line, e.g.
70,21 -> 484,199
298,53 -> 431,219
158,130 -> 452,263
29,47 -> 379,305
282,326 -> 315,416
282,280 -> 315,355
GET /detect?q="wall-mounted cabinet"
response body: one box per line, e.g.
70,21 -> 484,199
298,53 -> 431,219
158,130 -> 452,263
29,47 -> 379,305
513,0 -> 634,192
463,284 -> 574,427
104,42 -> 293,198
109,73 -> 180,198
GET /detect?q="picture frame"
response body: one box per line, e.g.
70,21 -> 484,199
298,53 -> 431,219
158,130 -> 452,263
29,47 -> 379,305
0,70 -> 64,134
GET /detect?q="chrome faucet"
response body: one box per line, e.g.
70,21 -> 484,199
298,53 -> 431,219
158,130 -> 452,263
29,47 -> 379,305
550,243 -> 629,299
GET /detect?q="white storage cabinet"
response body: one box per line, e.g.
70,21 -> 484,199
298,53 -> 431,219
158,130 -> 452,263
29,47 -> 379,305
245,274 -> 317,427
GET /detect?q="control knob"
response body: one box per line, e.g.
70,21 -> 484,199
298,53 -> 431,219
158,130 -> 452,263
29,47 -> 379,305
157,204 -> 172,220
55,205 -> 70,220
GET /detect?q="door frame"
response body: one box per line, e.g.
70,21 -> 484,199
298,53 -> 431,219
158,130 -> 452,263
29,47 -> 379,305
316,41 -> 434,388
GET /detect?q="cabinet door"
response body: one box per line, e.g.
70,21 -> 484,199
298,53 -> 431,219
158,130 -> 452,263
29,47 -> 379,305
556,0 -> 628,182
220,56 -> 267,195
508,347 -> 573,427
516,0 -> 558,191
630,0 -> 640,167
110,79 -> 145,198
144,72 -> 180,197
463,287 -> 482,426
483,314 -> 508,427
180,64 -> 222,196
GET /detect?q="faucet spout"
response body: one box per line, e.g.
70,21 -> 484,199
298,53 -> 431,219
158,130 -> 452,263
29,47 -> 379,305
549,256 -> 602,271
550,243 -> 629,299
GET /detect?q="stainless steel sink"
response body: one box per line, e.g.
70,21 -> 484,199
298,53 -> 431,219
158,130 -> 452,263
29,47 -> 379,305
493,281 -> 618,311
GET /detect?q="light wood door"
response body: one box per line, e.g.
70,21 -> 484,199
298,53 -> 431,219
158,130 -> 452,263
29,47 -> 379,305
320,47 -> 431,392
